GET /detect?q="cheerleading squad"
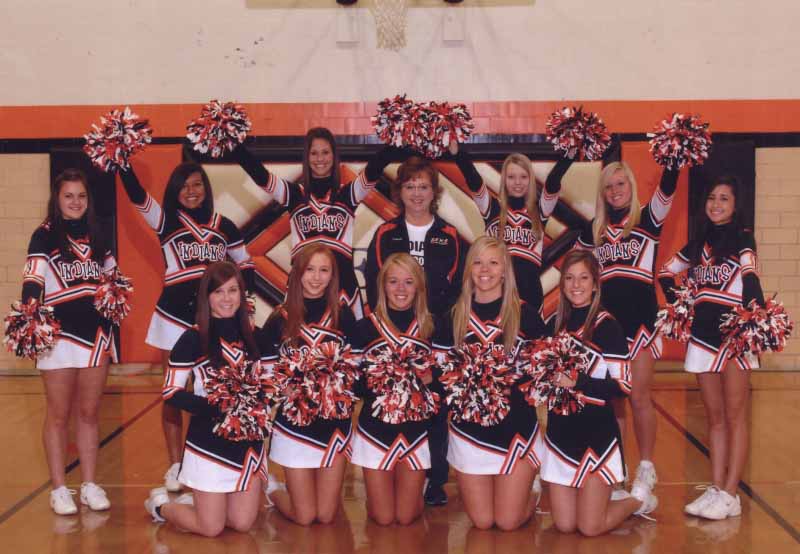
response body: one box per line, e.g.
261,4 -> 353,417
8,104 -> 791,538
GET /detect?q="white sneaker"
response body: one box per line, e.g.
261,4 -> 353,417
50,486 -> 78,515
80,482 -> 110,511
631,486 -> 658,517
174,492 -> 194,505
697,489 -> 741,520
532,474 -> 543,506
631,461 -> 657,499
611,488 -> 632,502
685,486 -> 719,516
164,463 -> 182,492
145,487 -> 170,523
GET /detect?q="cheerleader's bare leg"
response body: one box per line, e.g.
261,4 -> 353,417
363,464 -> 426,525
161,486 -> 257,537
696,373 -> 728,488
548,483 -> 578,533
493,459 -> 536,531
224,482 -> 264,532
41,368 -> 79,488
160,349 -> 183,465
275,455 -> 346,526
575,476 -> 641,536
456,472 -> 495,530
720,362 -> 750,494
315,454 -> 347,523
630,349 -> 657,462
75,360 -> 109,484
363,468 -> 397,525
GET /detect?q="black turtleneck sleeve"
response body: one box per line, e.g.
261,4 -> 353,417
545,157 -> 574,194
118,166 -> 147,205
658,168 -> 679,198
163,329 -> 222,418
452,148 -> 483,193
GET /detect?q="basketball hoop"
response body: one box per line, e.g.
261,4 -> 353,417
369,0 -> 408,51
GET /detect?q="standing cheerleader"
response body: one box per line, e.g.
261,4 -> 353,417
458,143 -> 573,315
350,253 -> 438,525
658,176 -> 763,520
17,169 -> 117,514
118,164 -> 253,492
534,250 -> 656,536
576,162 -> 679,497
234,128 -> 398,320
258,244 -> 357,525
144,262 -> 265,537
436,236 -> 545,530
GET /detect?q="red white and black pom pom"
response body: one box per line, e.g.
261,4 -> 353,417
647,113 -> 712,170
83,107 -> 153,172
720,297 -> 794,358
274,342 -> 360,426
655,280 -> 697,342
372,94 -> 416,148
186,100 -> 252,159
205,359 -> 283,441
545,106 -> 611,161
94,269 -> 133,326
439,342 -> 518,427
363,344 -> 439,424
3,299 -> 61,360
518,332 -> 590,416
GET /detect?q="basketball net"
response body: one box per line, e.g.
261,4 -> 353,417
369,0 -> 408,51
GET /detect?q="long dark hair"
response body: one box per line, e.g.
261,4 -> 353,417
689,175 -> 748,266
302,127 -> 340,191
555,250 -> 602,342
47,169 -> 105,263
162,162 -> 214,216
268,244 -> 340,344
195,261 -> 259,367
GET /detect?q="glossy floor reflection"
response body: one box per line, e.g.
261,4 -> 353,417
0,371 -> 798,553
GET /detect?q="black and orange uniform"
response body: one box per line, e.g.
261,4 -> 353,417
533,308 -> 631,487
365,215 -> 467,317
433,299 -> 546,475
257,297 -> 357,468
576,169 -> 678,359
466,154 -> 573,314
349,309 -> 436,471
163,318 -> 266,492
22,219 -> 118,370
658,223 -> 764,373
118,169 -> 254,350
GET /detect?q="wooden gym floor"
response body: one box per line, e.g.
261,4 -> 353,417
0,371 -> 797,554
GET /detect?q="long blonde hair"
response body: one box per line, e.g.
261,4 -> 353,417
592,161 -> 641,246
498,153 -> 543,241
554,250 -> 602,342
374,253 -> 434,340
452,237 -> 520,350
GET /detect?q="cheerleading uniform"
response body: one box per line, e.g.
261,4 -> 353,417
349,308 -> 435,471
434,299 -> 546,475
466,153 -> 573,314
163,318 -> 266,493
658,223 -> 765,373
22,219 -> 118,370
576,169 -> 679,359
533,307 -> 632,487
364,215 -> 467,317
257,296 -> 357,468
235,147 -> 398,320
119,169 -> 254,350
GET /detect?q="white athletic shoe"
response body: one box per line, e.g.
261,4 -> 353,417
80,482 -> 111,511
631,461 -> 657,500
697,489 -> 741,520
145,487 -> 170,523
532,474 -> 543,504
611,488 -> 632,502
174,492 -> 194,506
164,463 -> 182,492
50,486 -> 78,516
631,486 -> 658,517
684,486 -> 719,516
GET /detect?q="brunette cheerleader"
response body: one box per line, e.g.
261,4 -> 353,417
434,236 -> 546,530
350,253 -> 439,525
118,163 -> 253,491
20,169 -> 117,515
534,250 -> 656,536
145,262 -> 265,537
257,244 -> 357,525
576,162 -> 679,497
658,176 -> 764,520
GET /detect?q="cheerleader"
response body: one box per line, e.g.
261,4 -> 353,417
21,169 -> 116,515
658,176 -> 763,520
234,128 -> 399,320
118,163 -> 253,492
257,244 -> 357,525
534,250 -> 656,536
576,162 -> 679,498
435,236 -> 545,530
144,261 -> 265,537
350,253 -> 438,525
457,142 -> 573,315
